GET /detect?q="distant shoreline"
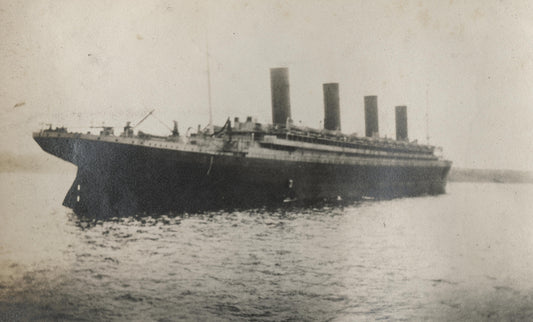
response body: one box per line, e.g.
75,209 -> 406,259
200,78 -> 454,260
0,152 -> 75,173
448,168 -> 533,184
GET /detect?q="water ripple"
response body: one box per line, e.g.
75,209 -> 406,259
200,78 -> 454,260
2,177 -> 533,320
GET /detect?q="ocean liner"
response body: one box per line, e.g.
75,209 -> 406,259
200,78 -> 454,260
34,68 -> 451,216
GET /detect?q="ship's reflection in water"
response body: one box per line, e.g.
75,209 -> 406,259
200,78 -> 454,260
1,172 -> 533,320
72,198 -> 351,224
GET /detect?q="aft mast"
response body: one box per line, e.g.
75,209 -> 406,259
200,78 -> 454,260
206,36 -> 214,134
425,86 -> 430,144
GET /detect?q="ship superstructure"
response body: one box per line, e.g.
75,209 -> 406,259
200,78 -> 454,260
34,68 -> 451,216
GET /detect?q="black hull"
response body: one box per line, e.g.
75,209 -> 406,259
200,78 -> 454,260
34,135 -> 450,217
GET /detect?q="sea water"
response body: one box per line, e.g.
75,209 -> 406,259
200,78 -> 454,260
1,171 -> 532,321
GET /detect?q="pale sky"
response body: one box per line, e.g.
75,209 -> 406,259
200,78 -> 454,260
1,0 -> 533,171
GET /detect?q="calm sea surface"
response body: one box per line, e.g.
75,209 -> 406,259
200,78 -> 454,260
1,171 -> 533,321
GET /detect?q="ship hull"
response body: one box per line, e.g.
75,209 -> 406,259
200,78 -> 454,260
34,133 -> 450,216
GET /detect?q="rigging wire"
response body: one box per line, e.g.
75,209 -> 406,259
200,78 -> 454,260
133,109 -> 173,133
151,113 -> 173,133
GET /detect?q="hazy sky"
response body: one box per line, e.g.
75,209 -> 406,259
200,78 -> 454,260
1,0 -> 532,171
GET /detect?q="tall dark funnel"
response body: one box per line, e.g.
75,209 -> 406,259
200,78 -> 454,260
270,68 -> 291,126
364,96 -> 379,137
395,105 -> 408,141
323,83 -> 341,131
